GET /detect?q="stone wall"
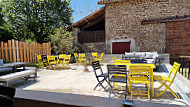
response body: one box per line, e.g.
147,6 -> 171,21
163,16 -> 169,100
105,0 -> 190,54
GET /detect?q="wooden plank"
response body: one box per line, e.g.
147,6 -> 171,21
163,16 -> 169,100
29,44 -> 32,63
19,41 -> 23,62
12,39 -> 16,62
1,42 -> 4,60
15,40 -> 20,62
8,40 -> 12,62
23,43 -> 26,62
26,43 -> 29,62
4,43 -> 8,61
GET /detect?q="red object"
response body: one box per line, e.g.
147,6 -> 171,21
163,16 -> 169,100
112,42 -> 130,54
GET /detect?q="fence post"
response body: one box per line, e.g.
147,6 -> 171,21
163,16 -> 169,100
16,40 -> 20,62
23,42 -> 26,62
26,42 -> 29,62
1,42 -> 4,60
19,41 -> 23,62
8,40 -> 12,62
4,43 -> 8,61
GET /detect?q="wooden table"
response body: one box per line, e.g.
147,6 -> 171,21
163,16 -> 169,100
110,63 -> 156,97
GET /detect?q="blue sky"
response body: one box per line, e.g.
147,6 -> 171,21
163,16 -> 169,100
70,0 -> 104,22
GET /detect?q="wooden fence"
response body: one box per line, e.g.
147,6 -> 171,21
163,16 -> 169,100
0,39 -> 51,63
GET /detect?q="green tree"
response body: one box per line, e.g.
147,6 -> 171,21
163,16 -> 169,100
1,0 -> 73,43
0,6 -> 13,41
50,27 -> 78,54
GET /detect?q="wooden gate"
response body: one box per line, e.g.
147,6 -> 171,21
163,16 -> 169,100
112,42 -> 130,54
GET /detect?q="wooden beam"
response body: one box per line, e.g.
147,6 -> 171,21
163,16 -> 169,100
142,15 -> 190,25
81,15 -> 105,30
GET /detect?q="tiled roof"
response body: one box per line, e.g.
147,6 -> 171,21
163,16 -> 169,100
98,0 -> 119,5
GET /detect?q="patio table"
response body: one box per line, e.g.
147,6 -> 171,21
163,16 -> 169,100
110,62 -> 156,97
0,62 -> 29,72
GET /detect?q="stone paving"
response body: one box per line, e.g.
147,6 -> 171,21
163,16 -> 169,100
12,63 -> 190,106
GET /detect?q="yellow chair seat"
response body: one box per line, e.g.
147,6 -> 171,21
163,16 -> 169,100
130,76 -> 150,84
154,75 -> 172,82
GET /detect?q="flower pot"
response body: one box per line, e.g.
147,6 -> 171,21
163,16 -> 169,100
83,69 -> 89,72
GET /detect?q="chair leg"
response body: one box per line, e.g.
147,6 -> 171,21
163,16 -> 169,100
94,79 -> 108,91
155,81 -> 166,92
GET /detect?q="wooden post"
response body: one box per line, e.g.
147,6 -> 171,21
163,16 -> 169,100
19,41 -> 23,62
4,43 -> 8,61
26,43 -> 29,62
23,43 -> 26,62
16,40 -> 20,62
1,42 -> 4,60
8,40 -> 12,62
12,39 -> 16,62
29,43 -> 32,63
49,42 -> 51,55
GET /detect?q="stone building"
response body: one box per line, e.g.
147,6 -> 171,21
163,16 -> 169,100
70,0 -> 190,61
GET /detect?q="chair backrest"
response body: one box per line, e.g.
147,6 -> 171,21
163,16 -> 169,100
41,55 -> 48,62
168,62 -> 181,83
129,65 -> 152,78
130,59 -> 147,63
64,54 -> 71,62
92,61 -> 104,77
37,55 -> 42,62
99,53 -> 104,59
107,65 -> 127,75
0,86 -> 16,107
47,56 -> 56,63
79,53 -> 86,59
92,52 -> 98,58
74,53 -> 79,59
59,54 -> 66,61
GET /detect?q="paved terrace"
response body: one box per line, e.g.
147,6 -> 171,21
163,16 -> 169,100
12,63 -> 190,106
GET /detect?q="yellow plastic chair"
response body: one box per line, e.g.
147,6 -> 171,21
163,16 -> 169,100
37,55 -> 43,68
94,53 -> 104,64
63,54 -> 71,69
154,62 -> 181,98
58,54 -> 66,69
112,57 -> 117,63
79,53 -> 86,64
91,52 -> 98,60
74,53 -> 79,63
129,65 -> 153,101
47,56 -> 58,69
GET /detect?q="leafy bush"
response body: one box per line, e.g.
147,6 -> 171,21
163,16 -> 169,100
50,27 -> 78,54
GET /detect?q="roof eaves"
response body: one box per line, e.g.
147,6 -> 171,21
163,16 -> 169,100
98,0 -> 119,5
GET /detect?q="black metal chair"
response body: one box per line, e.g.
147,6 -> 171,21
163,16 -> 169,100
0,86 -> 16,107
130,59 -> 147,63
107,65 -> 128,99
92,61 -> 110,91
